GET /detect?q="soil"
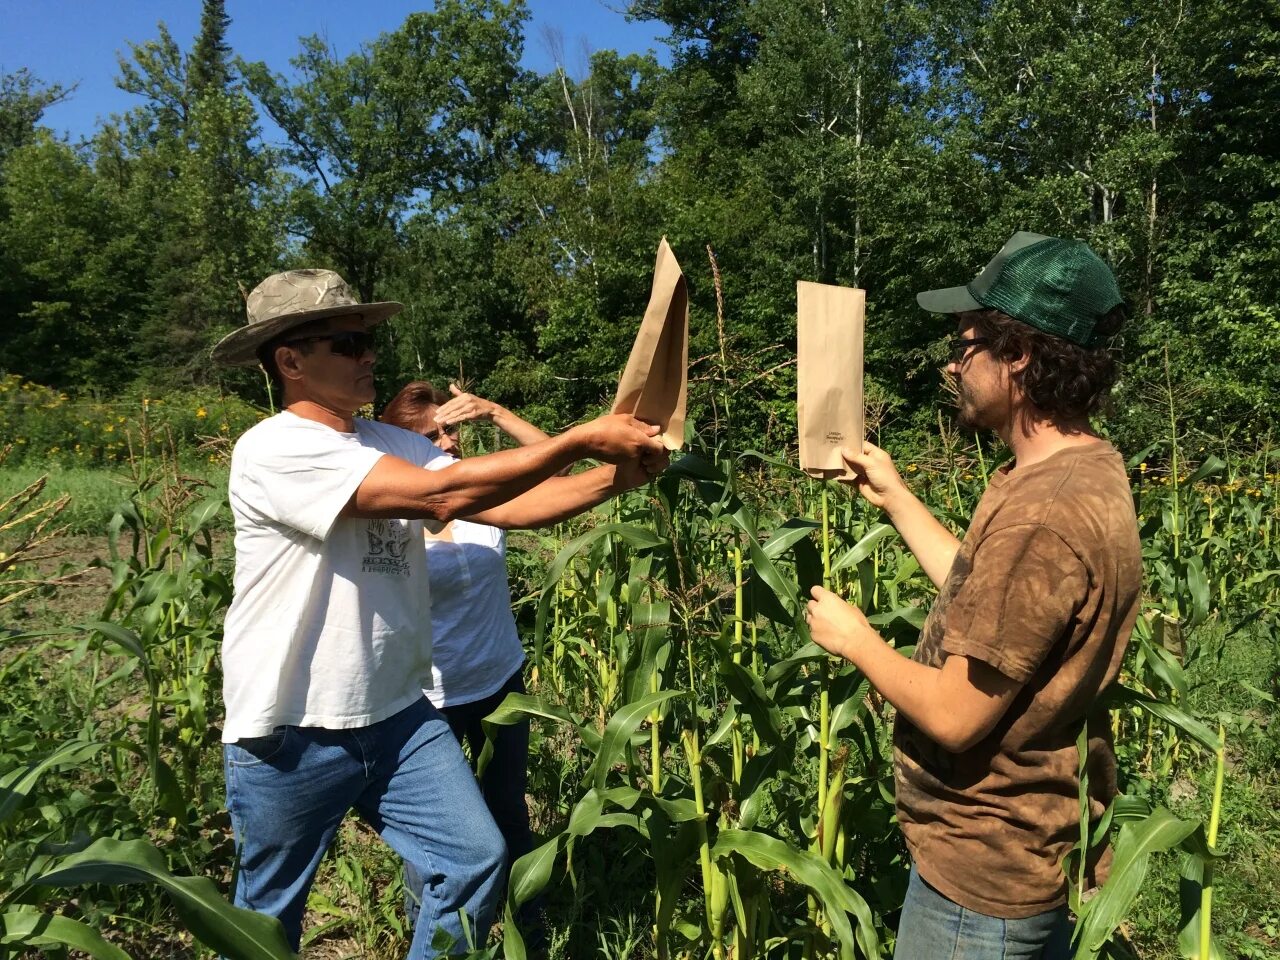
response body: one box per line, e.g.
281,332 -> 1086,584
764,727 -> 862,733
2,534 -> 114,638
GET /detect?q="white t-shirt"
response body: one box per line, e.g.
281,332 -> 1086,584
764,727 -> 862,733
221,411 -> 448,741
423,457 -> 526,708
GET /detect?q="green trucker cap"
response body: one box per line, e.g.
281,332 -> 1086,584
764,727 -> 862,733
916,231 -> 1124,346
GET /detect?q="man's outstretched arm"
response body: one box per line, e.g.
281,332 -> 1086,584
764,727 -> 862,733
344,414 -> 665,524
843,442 -> 961,590
466,454 -> 668,530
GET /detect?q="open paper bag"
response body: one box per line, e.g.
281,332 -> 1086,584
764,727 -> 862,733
797,280 -> 865,480
612,237 -> 689,451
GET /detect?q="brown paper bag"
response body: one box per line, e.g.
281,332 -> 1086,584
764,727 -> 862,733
797,280 -> 865,480
612,237 -> 689,450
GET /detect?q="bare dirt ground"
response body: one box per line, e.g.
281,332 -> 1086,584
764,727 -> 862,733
2,533 -> 113,638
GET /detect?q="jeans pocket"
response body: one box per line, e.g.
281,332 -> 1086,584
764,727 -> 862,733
226,727 -> 292,768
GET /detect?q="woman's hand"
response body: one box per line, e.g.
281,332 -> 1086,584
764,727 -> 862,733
433,384 -> 501,428
611,450 -> 672,490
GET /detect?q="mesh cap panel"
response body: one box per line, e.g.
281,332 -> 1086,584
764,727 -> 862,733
969,238 -> 1123,346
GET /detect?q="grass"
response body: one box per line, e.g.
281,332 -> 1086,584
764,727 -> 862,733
1127,622 -> 1280,959
0,464 -> 230,536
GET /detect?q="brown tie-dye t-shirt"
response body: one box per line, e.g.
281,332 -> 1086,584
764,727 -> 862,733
895,440 -> 1141,918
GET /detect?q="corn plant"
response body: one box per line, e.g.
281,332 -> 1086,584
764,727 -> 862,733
0,519 -> 285,959
77,473 -> 231,834
481,448 -> 928,959
0,733 -> 294,959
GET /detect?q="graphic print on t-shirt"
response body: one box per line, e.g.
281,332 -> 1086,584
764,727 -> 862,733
363,518 -> 412,577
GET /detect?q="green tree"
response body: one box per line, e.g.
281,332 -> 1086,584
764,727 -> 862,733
1152,0 -> 1280,438
0,69 -> 72,165
0,132 -> 144,389
114,11 -> 281,387
189,0 -> 233,98
241,0 -> 530,305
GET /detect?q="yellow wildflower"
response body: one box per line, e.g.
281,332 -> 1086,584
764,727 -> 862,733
196,407 -> 208,419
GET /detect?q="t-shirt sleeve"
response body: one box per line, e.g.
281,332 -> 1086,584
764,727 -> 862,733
939,523 -> 1087,682
424,451 -> 460,472
235,423 -> 386,541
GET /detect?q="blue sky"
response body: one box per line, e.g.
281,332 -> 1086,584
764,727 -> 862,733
0,0 -> 669,142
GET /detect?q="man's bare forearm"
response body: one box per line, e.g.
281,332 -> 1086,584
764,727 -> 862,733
841,633 -> 1015,753
845,633 -> 952,743
883,490 -> 962,590
346,430 -> 588,522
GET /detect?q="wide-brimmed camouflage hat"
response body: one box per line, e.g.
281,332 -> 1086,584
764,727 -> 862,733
211,269 -> 403,367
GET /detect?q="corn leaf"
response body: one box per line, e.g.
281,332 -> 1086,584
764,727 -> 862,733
0,910 -> 133,959
1073,807 -> 1204,958
21,837 -> 295,959
590,690 -> 688,789
1176,852 -> 1230,960
711,828 -> 878,959
1099,685 -> 1222,751
477,693 -> 599,778
830,523 -> 897,574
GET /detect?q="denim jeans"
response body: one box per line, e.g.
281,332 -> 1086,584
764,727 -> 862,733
893,865 -> 1074,960
406,670 -> 542,940
224,696 -> 506,957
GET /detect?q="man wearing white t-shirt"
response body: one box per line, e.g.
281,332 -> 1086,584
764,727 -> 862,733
211,269 -> 668,956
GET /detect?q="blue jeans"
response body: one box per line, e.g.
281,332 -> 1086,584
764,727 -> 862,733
893,865 -> 1073,960
224,696 -> 506,957
406,670 -> 541,938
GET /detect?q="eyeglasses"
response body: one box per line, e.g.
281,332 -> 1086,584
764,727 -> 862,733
287,330 -> 377,360
947,336 -> 990,363
423,424 -> 459,443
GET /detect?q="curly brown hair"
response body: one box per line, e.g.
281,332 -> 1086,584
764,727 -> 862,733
969,306 -> 1127,420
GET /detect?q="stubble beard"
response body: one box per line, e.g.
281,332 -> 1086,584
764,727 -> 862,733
954,380 -> 995,432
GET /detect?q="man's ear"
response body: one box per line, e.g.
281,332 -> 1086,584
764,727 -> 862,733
275,344 -> 306,383
1008,338 -> 1031,377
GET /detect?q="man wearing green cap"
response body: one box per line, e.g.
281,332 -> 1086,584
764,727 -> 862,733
806,233 -> 1141,958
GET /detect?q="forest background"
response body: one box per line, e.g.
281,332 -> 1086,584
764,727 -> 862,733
2,0 -> 1277,452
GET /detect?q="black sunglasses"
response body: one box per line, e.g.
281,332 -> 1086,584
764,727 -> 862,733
423,424 -> 459,443
287,330 -> 376,359
947,336 -> 990,363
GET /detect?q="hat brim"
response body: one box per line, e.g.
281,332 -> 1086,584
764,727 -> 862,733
211,301 -> 403,367
916,285 -> 984,315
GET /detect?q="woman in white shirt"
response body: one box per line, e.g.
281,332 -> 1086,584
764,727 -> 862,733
380,381 -> 554,937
